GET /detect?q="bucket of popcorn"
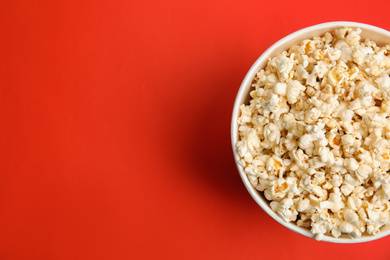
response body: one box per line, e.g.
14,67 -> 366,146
231,21 -> 390,243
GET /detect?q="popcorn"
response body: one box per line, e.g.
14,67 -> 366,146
263,123 -> 280,145
375,74 -> 390,90
297,198 -> 311,212
287,80 -> 306,104
328,67 -> 345,86
344,209 -> 360,226
344,158 -> 359,172
273,82 -> 288,96
237,27 -> 390,240
261,93 -> 280,114
277,54 -> 294,81
340,221 -> 354,234
356,164 -> 372,180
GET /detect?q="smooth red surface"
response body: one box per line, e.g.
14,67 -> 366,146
2,0 -> 390,259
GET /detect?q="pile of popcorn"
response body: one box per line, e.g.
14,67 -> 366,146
237,27 -> 390,240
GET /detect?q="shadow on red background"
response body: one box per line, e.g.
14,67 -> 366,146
178,53 -> 260,208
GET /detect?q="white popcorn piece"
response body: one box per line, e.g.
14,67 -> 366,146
297,65 -> 309,80
276,54 -> 294,81
367,224 -> 381,235
277,197 -> 298,222
331,227 -> 342,238
353,46 -> 374,65
347,194 -> 362,211
287,80 -> 306,104
350,228 -> 362,239
375,73 -> 390,90
297,198 -> 311,212
263,123 -> 280,145
344,209 -> 360,226
340,109 -> 354,122
261,93 -> 280,114
344,158 -> 359,172
356,164 -> 372,181
327,47 -> 342,61
318,147 -> 335,166
344,174 -> 361,186
273,82 -> 288,96
305,107 -> 321,124
345,29 -> 361,47
341,183 -> 354,196
357,82 -> 376,98
340,221 -> 354,234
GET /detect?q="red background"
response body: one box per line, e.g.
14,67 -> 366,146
1,0 -> 390,259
